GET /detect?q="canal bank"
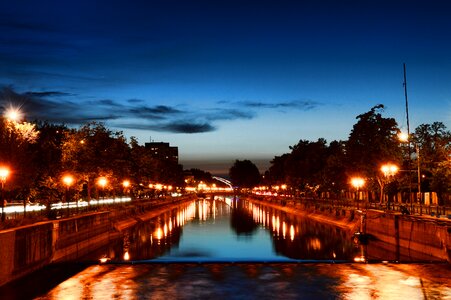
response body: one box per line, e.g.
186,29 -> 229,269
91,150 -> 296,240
0,194 -> 196,287
246,195 -> 451,262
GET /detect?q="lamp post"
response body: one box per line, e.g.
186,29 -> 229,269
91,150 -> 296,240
98,177 -> 108,203
380,163 -> 399,209
63,175 -> 74,215
350,177 -> 365,209
0,167 -> 10,222
122,180 -> 130,198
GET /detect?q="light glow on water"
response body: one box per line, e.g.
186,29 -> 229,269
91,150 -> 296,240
39,264 -> 451,300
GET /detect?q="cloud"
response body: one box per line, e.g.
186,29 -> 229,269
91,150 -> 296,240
3,87 -> 323,134
24,91 -> 74,97
129,105 -> 182,116
0,87 -> 233,134
0,86 -> 326,135
243,99 -> 321,111
127,98 -> 144,104
117,121 -> 216,133
204,108 -> 255,121
155,122 -> 216,133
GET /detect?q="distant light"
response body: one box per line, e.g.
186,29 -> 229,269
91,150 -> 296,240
123,251 -> 130,261
99,257 -> 110,263
123,180 -> 130,188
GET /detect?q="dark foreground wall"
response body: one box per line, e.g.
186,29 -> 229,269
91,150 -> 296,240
0,212 -> 111,287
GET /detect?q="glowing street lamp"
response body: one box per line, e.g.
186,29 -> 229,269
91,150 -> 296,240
381,164 -> 399,177
398,131 -> 409,142
4,107 -> 22,122
97,177 -> 108,200
62,175 -> 74,215
380,163 -> 399,206
350,177 -> 365,204
63,175 -> 74,187
0,167 -> 10,222
122,180 -> 130,198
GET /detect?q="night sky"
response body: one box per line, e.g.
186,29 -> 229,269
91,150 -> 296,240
1,0 -> 451,174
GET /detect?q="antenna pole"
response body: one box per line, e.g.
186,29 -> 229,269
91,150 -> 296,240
403,63 -> 410,137
403,63 -> 413,211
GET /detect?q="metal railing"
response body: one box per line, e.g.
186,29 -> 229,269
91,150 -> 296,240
250,193 -> 451,219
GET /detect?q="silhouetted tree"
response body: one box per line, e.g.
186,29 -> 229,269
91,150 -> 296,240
229,160 -> 261,188
346,104 -> 402,201
414,122 -> 451,205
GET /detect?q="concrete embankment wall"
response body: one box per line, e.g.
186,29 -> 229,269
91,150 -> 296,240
0,212 -> 111,287
365,210 -> 451,262
246,196 -> 451,262
0,194 -> 197,287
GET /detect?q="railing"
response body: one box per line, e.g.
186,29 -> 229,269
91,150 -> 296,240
0,194 -> 196,229
249,194 -> 451,219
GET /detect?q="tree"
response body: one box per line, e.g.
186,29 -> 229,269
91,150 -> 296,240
346,104 -> 402,202
61,122 -> 131,200
414,122 -> 451,205
229,160 -> 261,188
0,116 -> 39,209
265,139 -> 346,196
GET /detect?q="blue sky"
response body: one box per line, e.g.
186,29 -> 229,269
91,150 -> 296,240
1,0 -> 451,174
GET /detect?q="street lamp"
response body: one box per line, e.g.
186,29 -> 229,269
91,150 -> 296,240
381,164 -> 399,177
62,175 -> 74,215
4,107 -> 22,122
0,167 -> 10,222
380,163 -> 399,207
97,177 -> 108,201
122,180 -> 130,198
350,177 -> 365,209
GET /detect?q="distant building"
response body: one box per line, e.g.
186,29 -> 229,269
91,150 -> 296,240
145,142 -> 179,163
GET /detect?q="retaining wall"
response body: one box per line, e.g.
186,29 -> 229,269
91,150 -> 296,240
0,212 -> 111,287
365,210 -> 451,261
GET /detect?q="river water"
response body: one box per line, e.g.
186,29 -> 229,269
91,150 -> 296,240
3,196 -> 451,299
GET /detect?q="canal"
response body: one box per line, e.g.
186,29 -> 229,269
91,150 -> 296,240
2,196 -> 450,299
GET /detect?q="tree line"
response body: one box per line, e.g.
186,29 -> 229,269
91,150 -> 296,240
0,120 -> 185,208
230,105 -> 451,205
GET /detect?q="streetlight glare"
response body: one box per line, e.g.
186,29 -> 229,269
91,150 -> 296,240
381,164 -> 399,177
350,177 -> 365,189
62,175 -> 74,186
398,132 -> 409,142
0,167 -> 10,181
98,177 -> 108,187
5,107 -> 22,122
122,180 -> 130,188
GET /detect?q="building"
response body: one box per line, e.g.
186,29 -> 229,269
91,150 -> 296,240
144,142 -> 179,163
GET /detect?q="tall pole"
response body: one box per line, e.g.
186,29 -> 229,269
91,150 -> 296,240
416,144 -> 421,203
1,181 -> 4,222
403,63 -> 413,210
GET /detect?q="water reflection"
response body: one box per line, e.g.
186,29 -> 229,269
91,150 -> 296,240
36,263 -> 451,300
92,197 -> 360,263
237,199 -> 358,260
4,196 -> 451,299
